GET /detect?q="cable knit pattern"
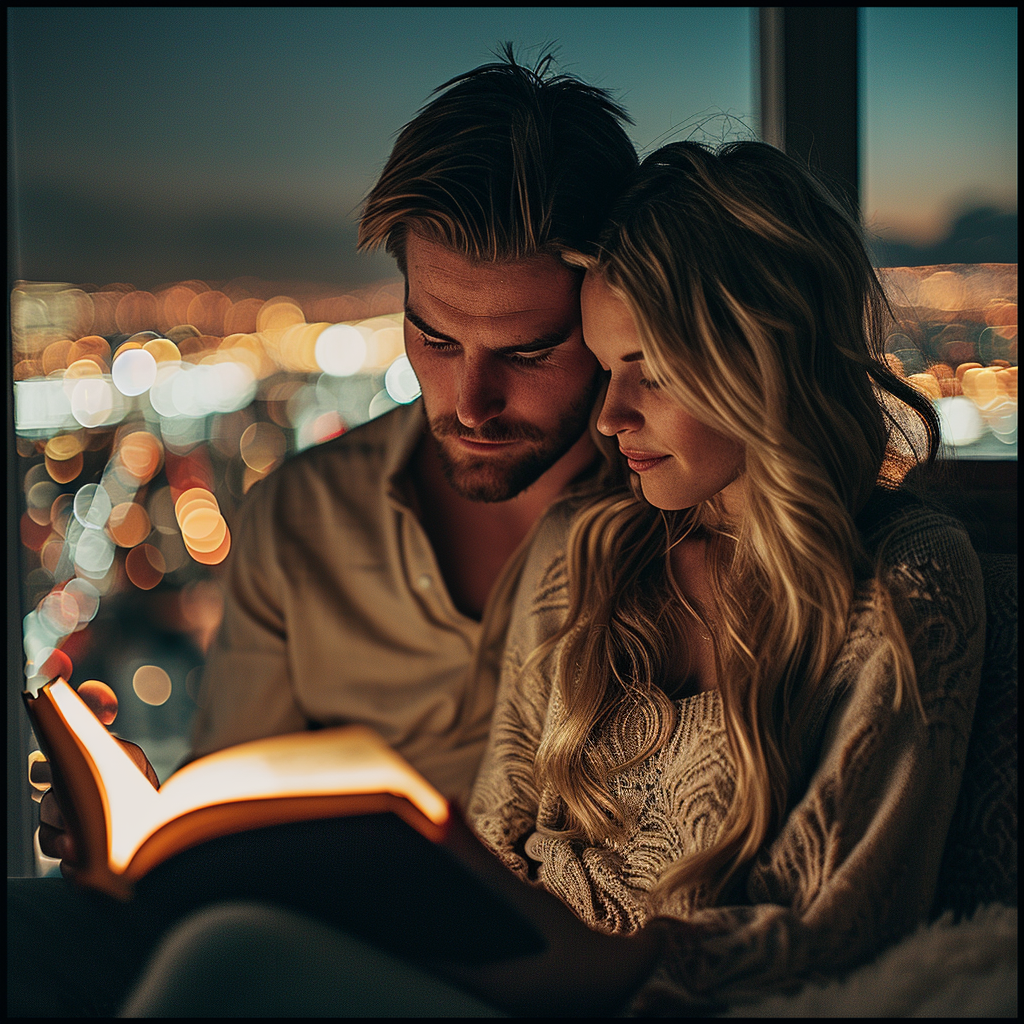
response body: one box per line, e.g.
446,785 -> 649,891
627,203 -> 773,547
467,492 -> 985,1015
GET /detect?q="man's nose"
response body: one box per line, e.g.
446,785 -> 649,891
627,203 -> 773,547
456,356 -> 506,428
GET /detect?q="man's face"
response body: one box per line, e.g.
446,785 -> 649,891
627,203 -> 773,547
403,232 -> 601,502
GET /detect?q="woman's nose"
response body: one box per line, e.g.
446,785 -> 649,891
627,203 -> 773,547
596,380 -> 642,436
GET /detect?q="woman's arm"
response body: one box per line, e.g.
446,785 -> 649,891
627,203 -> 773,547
623,512 -> 986,1015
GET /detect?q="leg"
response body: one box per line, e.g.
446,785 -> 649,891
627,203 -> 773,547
118,901 -> 507,1017
7,876 -> 177,1017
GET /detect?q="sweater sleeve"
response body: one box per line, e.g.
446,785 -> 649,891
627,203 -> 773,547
466,503 -> 576,875
624,511 -> 986,1015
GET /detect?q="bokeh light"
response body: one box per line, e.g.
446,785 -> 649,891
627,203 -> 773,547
125,543 -> 167,590
70,375 -> 120,428
935,396 -> 985,447
384,354 -> 421,404
315,323 -> 367,376
111,347 -> 158,396
64,577 -> 101,624
73,483 -> 113,531
239,422 -> 286,473
132,665 -> 173,706
107,501 -> 152,548
77,680 -> 119,725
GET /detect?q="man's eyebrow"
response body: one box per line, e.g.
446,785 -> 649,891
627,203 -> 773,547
404,306 -> 575,354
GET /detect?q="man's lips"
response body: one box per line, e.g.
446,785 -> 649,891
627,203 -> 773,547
457,436 -> 521,448
619,448 -> 669,472
449,435 -> 529,455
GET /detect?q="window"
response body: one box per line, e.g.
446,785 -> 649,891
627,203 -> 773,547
8,7 -> 754,876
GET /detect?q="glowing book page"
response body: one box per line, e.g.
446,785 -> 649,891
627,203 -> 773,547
47,681 -> 449,873
47,681 -> 164,872
156,727 -> 451,841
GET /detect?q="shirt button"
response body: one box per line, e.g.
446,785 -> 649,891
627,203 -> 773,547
416,574 -> 432,591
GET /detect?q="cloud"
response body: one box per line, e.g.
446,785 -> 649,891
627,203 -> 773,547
867,205 -> 1017,268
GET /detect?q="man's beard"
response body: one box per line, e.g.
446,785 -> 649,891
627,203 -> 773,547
424,384 -> 600,503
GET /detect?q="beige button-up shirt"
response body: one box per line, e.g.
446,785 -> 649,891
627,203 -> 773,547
190,400 -> 553,805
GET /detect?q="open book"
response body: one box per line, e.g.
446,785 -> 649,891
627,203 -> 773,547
23,678 -> 545,963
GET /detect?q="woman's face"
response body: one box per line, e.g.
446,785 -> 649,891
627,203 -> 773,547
581,272 -> 745,513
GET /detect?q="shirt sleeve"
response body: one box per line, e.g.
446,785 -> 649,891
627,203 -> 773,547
625,513 -> 986,1015
188,472 -> 308,760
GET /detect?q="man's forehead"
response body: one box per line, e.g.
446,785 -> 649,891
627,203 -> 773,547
405,234 -> 581,319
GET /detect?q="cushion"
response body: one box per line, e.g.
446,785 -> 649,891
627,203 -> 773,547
931,552 -> 1018,919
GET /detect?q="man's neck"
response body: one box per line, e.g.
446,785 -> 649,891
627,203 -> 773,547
411,431 -> 598,620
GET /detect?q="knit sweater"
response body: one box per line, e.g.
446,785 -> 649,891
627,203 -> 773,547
467,491 -> 985,1015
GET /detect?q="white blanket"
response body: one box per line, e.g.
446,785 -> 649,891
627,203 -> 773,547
720,903 -> 1017,1018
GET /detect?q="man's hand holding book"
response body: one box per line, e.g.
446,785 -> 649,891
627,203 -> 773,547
36,681 -> 159,879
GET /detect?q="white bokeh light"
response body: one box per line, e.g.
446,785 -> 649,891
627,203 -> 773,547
73,483 -> 113,531
112,348 -> 158,397
935,396 -> 985,447
315,324 -> 368,377
170,362 -> 207,418
208,359 -> 258,413
148,362 -> 184,418
70,377 -> 119,428
384,354 -> 421,404
64,577 -> 101,624
74,530 -> 116,578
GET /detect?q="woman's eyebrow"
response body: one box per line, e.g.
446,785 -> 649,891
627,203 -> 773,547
404,305 -> 575,354
622,351 -> 644,362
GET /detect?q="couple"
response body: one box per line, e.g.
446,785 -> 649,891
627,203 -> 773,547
20,47 -> 983,1016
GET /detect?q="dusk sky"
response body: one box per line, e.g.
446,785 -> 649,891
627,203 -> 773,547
8,7 -> 1017,286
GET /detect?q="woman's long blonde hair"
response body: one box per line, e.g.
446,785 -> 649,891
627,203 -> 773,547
530,141 -> 939,904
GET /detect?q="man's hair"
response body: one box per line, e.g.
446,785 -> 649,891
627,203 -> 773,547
357,43 -> 637,273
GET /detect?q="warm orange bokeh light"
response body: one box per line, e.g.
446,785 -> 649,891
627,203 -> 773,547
107,502 -> 152,548
77,679 -> 119,725
184,524 -> 231,565
118,431 -> 164,484
42,340 -> 73,375
115,291 -> 159,335
186,290 -> 233,337
125,543 -> 166,590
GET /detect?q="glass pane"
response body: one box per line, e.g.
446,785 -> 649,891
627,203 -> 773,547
862,8 -> 1017,460
862,8 -> 1017,267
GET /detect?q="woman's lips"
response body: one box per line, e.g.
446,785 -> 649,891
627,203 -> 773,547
619,449 -> 669,473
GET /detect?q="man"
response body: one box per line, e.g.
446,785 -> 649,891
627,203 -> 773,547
182,46 -> 636,805
11,47 -> 637,1017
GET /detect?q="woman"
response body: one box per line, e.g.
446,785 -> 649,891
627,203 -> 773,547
117,142 -> 985,1017
466,140 -> 985,1014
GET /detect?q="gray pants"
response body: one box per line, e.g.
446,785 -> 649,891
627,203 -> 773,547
119,901 -> 505,1017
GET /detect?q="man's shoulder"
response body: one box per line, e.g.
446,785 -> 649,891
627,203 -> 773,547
251,403 -> 417,494
233,403 -> 421,536
286,402 -> 416,473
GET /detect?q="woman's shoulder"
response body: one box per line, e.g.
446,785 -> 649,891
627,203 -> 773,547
856,486 -> 980,584
517,491 -> 608,600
